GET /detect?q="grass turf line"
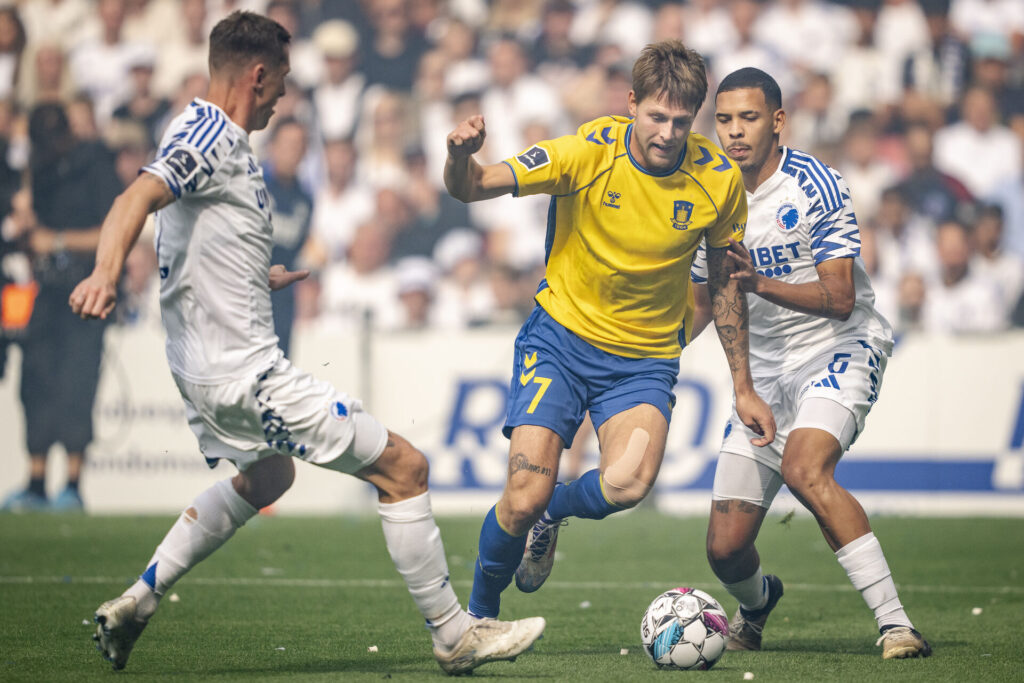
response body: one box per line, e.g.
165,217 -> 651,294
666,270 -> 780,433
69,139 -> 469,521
1,512 -> 1022,681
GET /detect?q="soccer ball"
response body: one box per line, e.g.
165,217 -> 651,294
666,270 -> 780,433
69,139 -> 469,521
640,587 -> 729,670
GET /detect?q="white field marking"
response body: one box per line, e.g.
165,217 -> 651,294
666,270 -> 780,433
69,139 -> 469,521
2,576 -> 1023,595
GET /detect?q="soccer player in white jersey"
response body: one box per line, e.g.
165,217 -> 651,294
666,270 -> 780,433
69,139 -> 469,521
690,68 -> 931,660
68,11 -> 543,675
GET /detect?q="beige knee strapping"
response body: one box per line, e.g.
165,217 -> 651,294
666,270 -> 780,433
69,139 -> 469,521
601,428 -> 652,507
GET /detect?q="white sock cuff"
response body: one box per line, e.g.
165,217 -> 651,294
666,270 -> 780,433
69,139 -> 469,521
722,566 -> 768,611
836,533 -> 890,591
378,491 -> 432,523
213,478 -> 258,527
835,532 -> 878,560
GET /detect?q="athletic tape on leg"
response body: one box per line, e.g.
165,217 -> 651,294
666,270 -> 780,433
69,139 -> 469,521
601,428 -> 652,507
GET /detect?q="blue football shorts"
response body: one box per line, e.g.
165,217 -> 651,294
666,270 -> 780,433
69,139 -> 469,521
503,306 -> 679,446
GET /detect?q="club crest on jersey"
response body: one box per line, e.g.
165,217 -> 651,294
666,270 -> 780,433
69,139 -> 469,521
671,200 -> 694,230
776,203 -> 800,233
516,145 -> 550,171
329,400 -> 349,421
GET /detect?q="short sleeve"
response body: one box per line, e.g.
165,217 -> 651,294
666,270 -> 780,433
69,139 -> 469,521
503,133 -> 589,198
706,168 -> 747,248
144,109 -> 234,199
809,172 -> 860,264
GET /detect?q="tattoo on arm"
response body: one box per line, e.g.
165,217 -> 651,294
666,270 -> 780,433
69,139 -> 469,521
713,500 -> 731,513
706,246 -> 751,374
509,453 -> 553,477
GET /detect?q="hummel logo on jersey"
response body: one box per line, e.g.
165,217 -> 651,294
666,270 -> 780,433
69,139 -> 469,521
603,191 -> 622,209
671,200 -> 694,230
516,145 -> 550,171
586,126 -> 616,145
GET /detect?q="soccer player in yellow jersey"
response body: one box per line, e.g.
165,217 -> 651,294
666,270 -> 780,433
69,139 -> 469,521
445,40 -> 777,619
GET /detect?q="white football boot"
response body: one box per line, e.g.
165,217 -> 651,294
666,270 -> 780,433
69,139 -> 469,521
876,626 -> 932,659
433,616 -> 546,675
93,595 -> 149,670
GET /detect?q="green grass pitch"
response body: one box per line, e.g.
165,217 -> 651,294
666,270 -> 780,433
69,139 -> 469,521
1,509 -> 1022,681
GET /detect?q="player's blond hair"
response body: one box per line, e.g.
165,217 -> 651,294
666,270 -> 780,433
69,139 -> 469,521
632,40 -> 708,112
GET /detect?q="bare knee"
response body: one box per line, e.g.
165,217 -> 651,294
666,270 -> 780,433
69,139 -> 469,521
499,489 -> 550,535
234,455 -> 295,509
706,531 -> 746,568
601,477 -> 652,509
369,435 -> 429,502
781,459 -> 833,505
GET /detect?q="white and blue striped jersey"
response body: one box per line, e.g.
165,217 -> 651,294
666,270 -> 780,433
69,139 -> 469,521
692,147 -> 893,375
145,98 -> 280,384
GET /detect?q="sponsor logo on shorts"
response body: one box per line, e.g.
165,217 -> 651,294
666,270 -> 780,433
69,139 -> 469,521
330,400 -> 349,421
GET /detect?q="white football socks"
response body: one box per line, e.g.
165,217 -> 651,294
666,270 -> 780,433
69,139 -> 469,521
128,479 -> 257,620
378,492 -> 471,651
836,532 -> 913,631
721,566 -> 769,613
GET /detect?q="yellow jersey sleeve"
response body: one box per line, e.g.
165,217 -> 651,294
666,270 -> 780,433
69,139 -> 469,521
504,119 -> 620,198
707,165 -> 747,248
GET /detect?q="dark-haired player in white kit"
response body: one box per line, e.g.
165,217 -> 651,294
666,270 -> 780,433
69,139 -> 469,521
690,68 -> 931,660
69,10 -> 543,675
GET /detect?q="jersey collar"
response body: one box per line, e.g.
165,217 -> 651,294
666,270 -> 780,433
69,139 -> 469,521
190,97 -> 248,141
749,146 -> 790,199
624,123 -> 687,177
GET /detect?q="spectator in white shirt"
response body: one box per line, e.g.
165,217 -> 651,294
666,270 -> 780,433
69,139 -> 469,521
923,219 -> 1006,332
933,85 -> 1022,197
311,19 -> 365,142
306,137 -> 374,272
480,37 -> 565,161
970,204 -> 1024,317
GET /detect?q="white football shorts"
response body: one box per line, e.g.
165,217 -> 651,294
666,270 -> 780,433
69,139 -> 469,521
717,338 -> 887,474
173,352 -> 388,474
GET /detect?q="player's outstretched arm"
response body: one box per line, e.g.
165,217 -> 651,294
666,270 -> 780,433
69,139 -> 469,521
707,244 -> 776,446
724,238 -> 855,320
69,173 -> 174,320
444,115 -> 516,203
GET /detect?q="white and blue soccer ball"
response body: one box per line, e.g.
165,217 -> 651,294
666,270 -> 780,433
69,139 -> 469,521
640,587 -> 729,670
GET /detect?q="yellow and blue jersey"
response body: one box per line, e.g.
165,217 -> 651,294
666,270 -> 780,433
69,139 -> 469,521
504,115 -> 747,359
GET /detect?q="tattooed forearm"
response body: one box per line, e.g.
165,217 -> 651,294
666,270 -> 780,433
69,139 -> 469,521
707,245 -> 752,375
509,453 -> 553,477
717,324 -> 738,343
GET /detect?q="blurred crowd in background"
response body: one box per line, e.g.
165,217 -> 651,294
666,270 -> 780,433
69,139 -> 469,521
0,0 -> 1023,354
